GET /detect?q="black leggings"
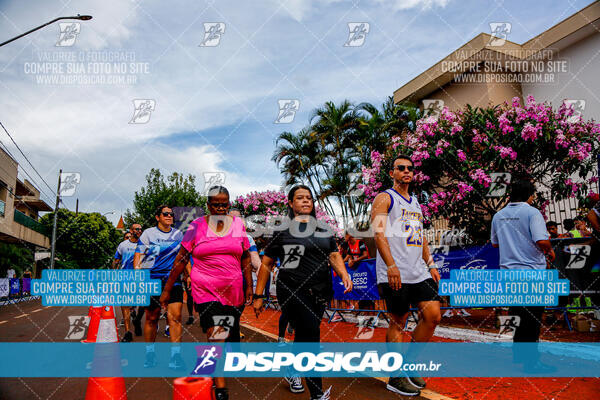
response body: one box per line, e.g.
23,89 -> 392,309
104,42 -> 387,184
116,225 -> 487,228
186,286 -> 194,317
278,312 -> 289,338
276,283 -> 327,398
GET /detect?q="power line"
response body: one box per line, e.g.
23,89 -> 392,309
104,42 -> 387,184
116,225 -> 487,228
0,138 -> 55,205
0,121 -> 57,197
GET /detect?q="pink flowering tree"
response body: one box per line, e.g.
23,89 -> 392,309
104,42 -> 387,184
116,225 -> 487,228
359,96 -> 600,243
233,190 -> 343,243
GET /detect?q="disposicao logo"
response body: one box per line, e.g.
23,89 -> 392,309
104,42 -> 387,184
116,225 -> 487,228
192,345 -> 223,375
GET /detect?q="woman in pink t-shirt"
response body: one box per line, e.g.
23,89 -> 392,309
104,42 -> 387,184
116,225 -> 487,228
160,186 -> 252,400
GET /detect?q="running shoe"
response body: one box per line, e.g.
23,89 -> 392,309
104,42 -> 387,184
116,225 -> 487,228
386,377 -> 420,396
442,309 -> 454,318
457,309 -> 471,317
120,331 -> 133,343
133,319 -> 142,336
168,353 -> 186,370
164,325 -> 170,338
408,375 -> 426,389
143,351 -> 156,368
284,375 -> 305,393
310,385 -> 332,400
185,316 -> 194,325
214,387 -> 229,400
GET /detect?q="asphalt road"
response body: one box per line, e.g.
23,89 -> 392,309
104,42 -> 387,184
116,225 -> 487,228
0,298 -> 440,400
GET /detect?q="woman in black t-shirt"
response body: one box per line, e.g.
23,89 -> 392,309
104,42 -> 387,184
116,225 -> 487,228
253,185 -> 352,400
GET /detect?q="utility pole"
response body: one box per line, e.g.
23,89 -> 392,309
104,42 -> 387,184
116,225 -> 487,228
75,198 -> 79,216
50,169 -> 62,269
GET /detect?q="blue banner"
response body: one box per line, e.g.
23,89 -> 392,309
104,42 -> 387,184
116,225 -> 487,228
9,278 -> 20,295
332,259 -> 379,301
0,342 -> 597,377
432,244 -> 500,280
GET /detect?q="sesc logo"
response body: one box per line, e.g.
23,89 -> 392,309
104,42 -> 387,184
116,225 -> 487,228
459,259 -> 488,270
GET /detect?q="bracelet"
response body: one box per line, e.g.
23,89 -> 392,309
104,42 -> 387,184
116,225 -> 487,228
427,264 -> 438,270
252,294 -> 266,300
386,264 -> 397,270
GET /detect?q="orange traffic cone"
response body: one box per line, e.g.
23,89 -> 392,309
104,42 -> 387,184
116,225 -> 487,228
96,306 -> 118,343
82,307 -> 103,343
172,377 -> 213,400
85,377 -> 127,400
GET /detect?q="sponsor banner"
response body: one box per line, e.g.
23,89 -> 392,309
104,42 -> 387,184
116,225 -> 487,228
432,243 -> 500,280
332,259 -> 379,301
22,278 -> 31,293
0,279 -> 9,297
9,278 -> 20,295
0,342 -> 597,377
31,269 -> 162,306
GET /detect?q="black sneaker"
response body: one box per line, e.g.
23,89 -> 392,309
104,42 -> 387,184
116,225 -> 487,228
120,331 -> 133,343
214,387 -> 229,400
143,351 -> 156,368
185,317 -> 194,325
168,353 -> 186,370
133,319 -> 142,336
284,375 -> 304,393
386,377 -> 420,396
408,375 -> 426,389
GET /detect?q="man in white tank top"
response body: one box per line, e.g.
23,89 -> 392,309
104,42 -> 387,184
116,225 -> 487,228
371,154 -> 441,397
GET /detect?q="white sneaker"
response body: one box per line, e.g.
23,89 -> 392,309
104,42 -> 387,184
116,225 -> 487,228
284,375 -> 305,393
458,309 -> 471,317
442,310 -> 454,318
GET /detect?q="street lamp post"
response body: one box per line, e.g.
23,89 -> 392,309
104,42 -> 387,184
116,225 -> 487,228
0,14 -> 92,47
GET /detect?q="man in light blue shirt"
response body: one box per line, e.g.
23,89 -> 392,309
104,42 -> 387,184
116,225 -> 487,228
490,179 -> 555,373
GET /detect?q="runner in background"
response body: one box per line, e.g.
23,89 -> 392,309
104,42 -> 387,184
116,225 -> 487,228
134,205 -> 185,370
112,223 -> 142,342
160,186 -> 252,400
254,185 -> 353,400
342,231 -> 372,312
371,154 -> 441,397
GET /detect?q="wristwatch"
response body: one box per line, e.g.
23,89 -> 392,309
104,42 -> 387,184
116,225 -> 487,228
252,294 -> 266,300
427,263 -> 438,270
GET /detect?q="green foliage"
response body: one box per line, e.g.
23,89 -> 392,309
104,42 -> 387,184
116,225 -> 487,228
124,168 -> 207,228
272,97 -> 419,224
0,243 -> 34,277
39,209 -> 122,269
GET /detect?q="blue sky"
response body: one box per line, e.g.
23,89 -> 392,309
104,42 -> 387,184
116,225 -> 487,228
0,0 -> 595,224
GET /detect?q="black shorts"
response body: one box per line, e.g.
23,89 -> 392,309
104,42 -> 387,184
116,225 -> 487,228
194,301 -> 243,342
378,278 -> 441,316
147,282 -> 184,310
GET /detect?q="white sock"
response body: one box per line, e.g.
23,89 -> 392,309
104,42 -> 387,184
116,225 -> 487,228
171,346 -> 181,356
146,344 -> 155,353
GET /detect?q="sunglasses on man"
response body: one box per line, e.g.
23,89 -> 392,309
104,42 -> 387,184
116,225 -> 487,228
161,212 -> 174,217
395,165 -> 414,172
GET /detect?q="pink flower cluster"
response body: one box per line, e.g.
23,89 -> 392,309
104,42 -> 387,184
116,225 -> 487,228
359,150 -> 384,201
521,122 -> 541,141
235,190 -> 288,212
469,169 -> 491,187
493,145 -> 517,160
565,179 -> 580,198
